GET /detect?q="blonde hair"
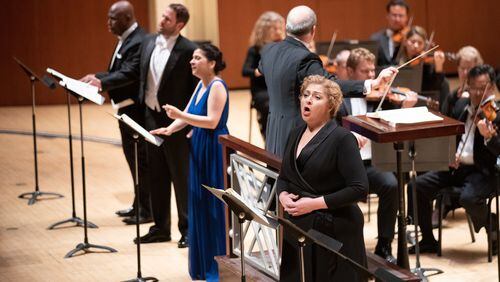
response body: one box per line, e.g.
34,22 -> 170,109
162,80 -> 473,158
346,48 -> 376,70
300,75 -> 343,118
456,46 -> 483,66
249,11 -> 285,48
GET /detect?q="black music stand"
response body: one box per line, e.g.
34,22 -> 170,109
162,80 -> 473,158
277,216 -> 403,282
204,185 -> 278,282
47,89 -> 97,230
13,57 -> 63,205
113,113 -> 161,282
47,69 -> 117,258
407,141 -> 443,281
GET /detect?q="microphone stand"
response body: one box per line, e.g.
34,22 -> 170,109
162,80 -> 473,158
47,90 -> 97,229
14,57 -> 63,205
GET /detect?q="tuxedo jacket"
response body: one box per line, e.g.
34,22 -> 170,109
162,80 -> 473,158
97,26 -> 146,104
138,34 -> 198,126
258,36 -> 364,157
453,98 -> 500,175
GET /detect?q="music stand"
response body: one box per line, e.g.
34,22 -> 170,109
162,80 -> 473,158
343,111 -> 464,270
13,57 -> 64,205
47,68 -> 116,258
47,88 -> 97,230
112,113 -> 162,282
277,217 -> 403,282
204,185 -> 278,282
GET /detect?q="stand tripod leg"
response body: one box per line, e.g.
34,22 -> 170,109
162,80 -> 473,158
64,242 -> 118,258
408,141 -> 443,280
47,216 -> 98,230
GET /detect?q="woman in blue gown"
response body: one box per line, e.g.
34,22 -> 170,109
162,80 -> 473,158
151,44 -> 228,281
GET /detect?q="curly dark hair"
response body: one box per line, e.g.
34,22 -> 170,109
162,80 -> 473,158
198,43 -> 226,74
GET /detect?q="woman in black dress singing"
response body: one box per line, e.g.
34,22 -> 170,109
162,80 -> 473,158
277,75 -> 368,282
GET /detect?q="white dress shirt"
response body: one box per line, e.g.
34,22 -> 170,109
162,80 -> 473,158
145,34 -> 179,112
350,98 -> 372,160
456,106 -> 475,165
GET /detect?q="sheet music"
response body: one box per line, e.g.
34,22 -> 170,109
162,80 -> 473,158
112,113 -> 163,146
47,68 -> 105,105
366,106 -> 443,127
203,185 -> 278,228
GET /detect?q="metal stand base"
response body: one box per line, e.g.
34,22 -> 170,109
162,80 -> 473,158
123,277 -> 158,282
18,190 -> 63,205
65,242 -> 117,258
47,216 -> 98,230
411,267 -> 444,282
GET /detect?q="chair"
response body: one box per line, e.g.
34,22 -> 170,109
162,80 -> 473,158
437,187 -> 497,262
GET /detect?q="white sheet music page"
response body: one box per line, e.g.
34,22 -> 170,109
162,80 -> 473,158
366,107 -> 443,127
119,114 -> 164,146
47,68 -> 105,105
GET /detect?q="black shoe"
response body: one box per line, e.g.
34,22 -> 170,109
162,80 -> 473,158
116,207 -> 135,217
134,231 -> 171,244
408,240 -> 438,254
374,242 -> 397,264
178,235 -> 188,248
122,215 -> 153,225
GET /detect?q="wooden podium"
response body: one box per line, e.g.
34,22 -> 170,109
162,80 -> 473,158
342,112 -> 464,270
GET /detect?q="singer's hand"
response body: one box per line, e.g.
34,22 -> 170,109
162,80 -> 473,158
163,104 -> 183,119
150,127 -> 172,136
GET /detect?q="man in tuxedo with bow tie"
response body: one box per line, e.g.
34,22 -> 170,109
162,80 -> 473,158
133,3 -> 198,247
81,1 -> 152,224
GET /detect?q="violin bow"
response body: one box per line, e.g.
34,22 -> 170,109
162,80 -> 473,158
325,30 -> 338,61
455,84 -> 491,164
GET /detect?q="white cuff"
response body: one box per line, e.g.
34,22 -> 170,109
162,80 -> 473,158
363,80 -> 372,95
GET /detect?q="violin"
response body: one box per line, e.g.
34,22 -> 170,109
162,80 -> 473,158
320,55 -> 337,74
479,98 -> 498,122
408,51 -> 457,67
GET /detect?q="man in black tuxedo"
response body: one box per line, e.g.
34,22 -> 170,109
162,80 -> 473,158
258,5 -> 397,157
370,0 -> 410,66
81,1 -> 151,224
134,3 -> 198,247
409,65 -> 499,254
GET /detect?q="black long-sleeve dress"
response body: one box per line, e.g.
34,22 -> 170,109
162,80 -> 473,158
277,120 -> 369,282
242,45 -> 269,139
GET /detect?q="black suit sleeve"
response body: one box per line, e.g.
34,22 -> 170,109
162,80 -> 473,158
297,54 -> 365,98
97,43 -> 141,92
323,133 -> 368,209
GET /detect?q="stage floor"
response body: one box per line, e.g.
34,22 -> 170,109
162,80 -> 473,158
0,89 -> 497,281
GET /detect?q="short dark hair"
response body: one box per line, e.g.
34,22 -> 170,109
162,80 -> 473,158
199,43 -> 226,74
386,0 -> 410,14
169,3 -> 190,24
468,64 -> 496,84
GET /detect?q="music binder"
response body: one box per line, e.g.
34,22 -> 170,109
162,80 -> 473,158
111,113 -> 163,147
46,68 -> 105,105
366,107 -> 443,127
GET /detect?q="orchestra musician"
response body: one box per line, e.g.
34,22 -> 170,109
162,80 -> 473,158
442,46 -> 484,116
242,11 -> 285,140
370,0 -> 411,66
408,65 -> 499,255
398,25 -> 450,113
336,48 -> 417,264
